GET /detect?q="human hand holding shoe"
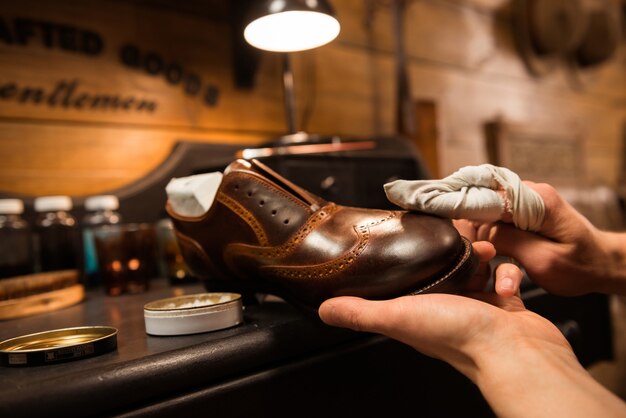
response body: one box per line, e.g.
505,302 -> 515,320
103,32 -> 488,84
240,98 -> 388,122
318,241 -> 626,417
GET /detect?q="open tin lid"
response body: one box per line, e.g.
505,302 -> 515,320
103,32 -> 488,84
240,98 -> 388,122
144,293 -> 243,336
0,326 -> 118,367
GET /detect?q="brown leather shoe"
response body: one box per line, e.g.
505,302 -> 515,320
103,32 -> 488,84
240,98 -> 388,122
167,159 -> 478,312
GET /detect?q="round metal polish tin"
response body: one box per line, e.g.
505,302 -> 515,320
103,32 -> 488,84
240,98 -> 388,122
0,326 -> 118,367
143,293 -> 243,336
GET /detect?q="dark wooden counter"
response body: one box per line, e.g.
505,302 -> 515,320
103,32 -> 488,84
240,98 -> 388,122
0,280 -> 365,417
0,278 -> 612,418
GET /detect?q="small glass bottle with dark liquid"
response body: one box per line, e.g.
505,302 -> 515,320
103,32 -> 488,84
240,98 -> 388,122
82,195 -> 122,288
34,195 -> 81,273
0,199 -> 35,279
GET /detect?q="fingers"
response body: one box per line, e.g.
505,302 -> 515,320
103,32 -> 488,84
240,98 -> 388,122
493,262 -> 524,298
523,181 -> 591,239
487,222 -> 548,265
453,219 -> 477,241
464,240 -> 523,297
318,295 -> 456,339
318,293 -> 519,368
318,295 -> 460,368
464,241 -> 496,292
318,296 -> 386,332
318,294 -> 487,345
472,241 -> 496,262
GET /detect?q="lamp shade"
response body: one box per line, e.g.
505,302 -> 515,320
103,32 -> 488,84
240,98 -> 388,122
244,0 -> 340,52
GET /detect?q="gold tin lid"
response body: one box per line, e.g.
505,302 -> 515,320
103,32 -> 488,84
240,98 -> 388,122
0,326 -> 118,367
144,293 -> 243,336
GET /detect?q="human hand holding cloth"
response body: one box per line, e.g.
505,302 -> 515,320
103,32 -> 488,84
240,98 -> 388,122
384,164 -> 545,231
319,165 -> 626,418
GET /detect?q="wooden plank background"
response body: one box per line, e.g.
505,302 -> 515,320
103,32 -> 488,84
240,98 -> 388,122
0,0 -> 624,196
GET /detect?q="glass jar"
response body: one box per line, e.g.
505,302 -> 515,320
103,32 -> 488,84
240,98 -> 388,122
0,199 -> 35,279
34,195 -> 81,273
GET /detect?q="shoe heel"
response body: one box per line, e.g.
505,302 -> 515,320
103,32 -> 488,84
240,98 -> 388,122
174,232 -> 267,305
174,231 -> 214,281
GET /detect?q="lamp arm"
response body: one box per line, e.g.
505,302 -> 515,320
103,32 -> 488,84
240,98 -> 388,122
283,53 -> 297,134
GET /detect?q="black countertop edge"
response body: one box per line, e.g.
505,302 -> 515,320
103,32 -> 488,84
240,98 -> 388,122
1,307 -> 367,418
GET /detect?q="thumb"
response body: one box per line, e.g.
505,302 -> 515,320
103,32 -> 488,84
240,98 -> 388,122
318,296 -> 391,334
319,294 -> 501,373
318,294 -> 472,344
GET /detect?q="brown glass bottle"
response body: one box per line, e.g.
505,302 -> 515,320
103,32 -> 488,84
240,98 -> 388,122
34,196 -> 81,273
0,199 -> 35,279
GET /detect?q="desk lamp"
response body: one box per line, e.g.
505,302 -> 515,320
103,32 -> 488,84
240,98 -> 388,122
243,0 -> 340,136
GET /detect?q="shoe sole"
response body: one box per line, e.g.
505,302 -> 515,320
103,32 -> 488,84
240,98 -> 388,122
204,236 -> 479,315
408,236 -> 478,296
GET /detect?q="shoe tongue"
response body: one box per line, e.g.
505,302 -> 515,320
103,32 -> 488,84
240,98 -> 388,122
226,159 -> 324,210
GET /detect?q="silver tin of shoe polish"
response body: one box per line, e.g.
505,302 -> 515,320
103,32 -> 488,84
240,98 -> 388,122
144,293 -> 243,336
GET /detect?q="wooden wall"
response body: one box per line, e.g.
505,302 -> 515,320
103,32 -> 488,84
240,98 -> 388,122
0,0 -> 625,197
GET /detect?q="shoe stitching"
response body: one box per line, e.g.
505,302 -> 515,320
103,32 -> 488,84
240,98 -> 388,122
232,172 -> 312,211
225,208 -> 395,263
260,211 -> 398,280
219,172 -> 314,246
408,237 -> 474,294
364,211 -> 395,227
219,205 -> 396,278
217,192 -> 269,246
225,203 -> 339,260
262,223 -> 370,280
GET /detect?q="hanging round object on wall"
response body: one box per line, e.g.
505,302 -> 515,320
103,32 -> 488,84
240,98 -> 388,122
513,0 -> 587,77
573,8 -> 621,68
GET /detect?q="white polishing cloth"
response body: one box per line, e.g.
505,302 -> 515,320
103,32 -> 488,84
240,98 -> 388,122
166,172 -> 223,217
384,164 -> 545,231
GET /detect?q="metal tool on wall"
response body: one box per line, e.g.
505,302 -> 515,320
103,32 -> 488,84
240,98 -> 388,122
391,0 -> 437,178
392,0 -> 415,139
236,139 -> 377,160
